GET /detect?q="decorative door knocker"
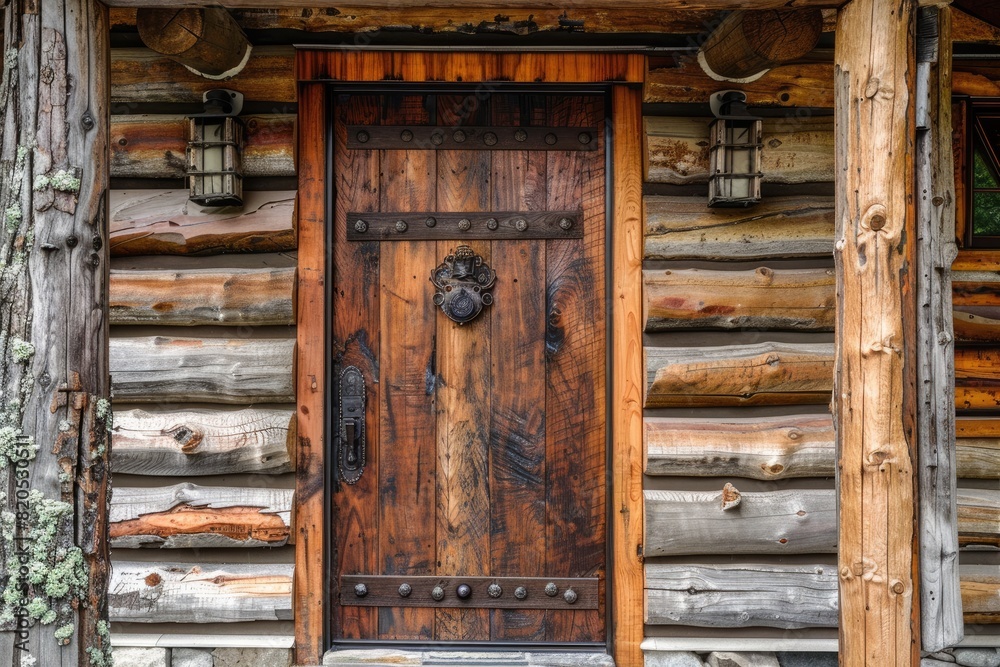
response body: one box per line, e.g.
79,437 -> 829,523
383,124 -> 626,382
431,245 -> 496,324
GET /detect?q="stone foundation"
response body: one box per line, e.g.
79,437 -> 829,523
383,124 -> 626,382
111,647 -> 293,667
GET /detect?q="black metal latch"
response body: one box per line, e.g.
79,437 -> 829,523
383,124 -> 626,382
337,366 -> 366,485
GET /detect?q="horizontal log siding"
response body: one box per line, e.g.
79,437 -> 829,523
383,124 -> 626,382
109,190 -> 296,256
108,562 -> 294,623
110,267 -> 295,326
644,195 -> 835,261
111,114 -> 295,179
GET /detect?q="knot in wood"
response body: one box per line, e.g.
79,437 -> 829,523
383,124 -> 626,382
890,580 -> 905,595
870,215 -> 886,231
720,482 -> 741,510
864,77 -> 880,99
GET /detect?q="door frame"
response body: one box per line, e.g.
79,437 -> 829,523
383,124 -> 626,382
294,50 -> 645,667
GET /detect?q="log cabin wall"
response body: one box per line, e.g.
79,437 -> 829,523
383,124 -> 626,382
105,11 -> 297,665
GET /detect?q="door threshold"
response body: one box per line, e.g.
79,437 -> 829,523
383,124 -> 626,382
322,648 -> 615,667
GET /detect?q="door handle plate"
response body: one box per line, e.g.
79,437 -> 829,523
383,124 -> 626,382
338,366 -> 366,484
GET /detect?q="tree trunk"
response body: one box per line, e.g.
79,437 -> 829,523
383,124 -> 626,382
0,1 -> 110,666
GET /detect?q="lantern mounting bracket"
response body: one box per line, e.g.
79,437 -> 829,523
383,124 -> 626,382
191,89 -> 244,118
710,90 -> 759,121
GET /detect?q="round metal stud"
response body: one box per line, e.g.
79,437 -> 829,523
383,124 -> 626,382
544,133 -> 558,146
544,582 -> 558,597
483,132 -> 498,146
457,584 -> 472,599
488,584 -> 503,598
453,130 -> 467,143
458,218 -> 472,231
354,583 -> 368,598
395,220 -> 408,233
515,219 -> 528,232
563,589 -> 578,605
486,218 -> 499,231
431,132 -> 445,146
354,220 -> 368,233
514,586 -> 528,600
425,216 -> 437,228
514,129 -> 528,142
578,132 -> 592,145
400,129 -> 414,142
431,586 -> 445,601
398,583 -> 412,598
356,130 -> 370,143
559,217 -> 573,231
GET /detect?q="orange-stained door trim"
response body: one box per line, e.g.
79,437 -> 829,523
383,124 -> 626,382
294,51 -> 645,666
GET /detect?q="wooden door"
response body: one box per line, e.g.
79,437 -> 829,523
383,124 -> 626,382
330,90 -> 606,645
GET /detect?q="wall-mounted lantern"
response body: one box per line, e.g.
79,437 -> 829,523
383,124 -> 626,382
708,90 -> 763,208
187,89 -> 244,207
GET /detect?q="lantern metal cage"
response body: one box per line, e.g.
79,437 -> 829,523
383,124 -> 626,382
708,90 -> 763,208
186,89 -> 245,207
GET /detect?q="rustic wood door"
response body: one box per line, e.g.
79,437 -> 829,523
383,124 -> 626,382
330,90 -> 606,646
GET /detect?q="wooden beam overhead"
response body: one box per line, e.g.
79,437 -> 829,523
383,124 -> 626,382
698,9 -> 824,82
136,8 -> 252,79
834,0 -> 919,663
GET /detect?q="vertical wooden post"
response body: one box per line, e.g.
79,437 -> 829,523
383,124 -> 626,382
611,83 -> 644,667
915,5 -> 963,653
834,0 -> 920,664
0,1 -> 110,666
295,80 -> 327,666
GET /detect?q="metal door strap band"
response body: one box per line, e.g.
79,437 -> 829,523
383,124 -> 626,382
340,575 -> 598,610
347,211 -> 581,241
347,125 -> 598,151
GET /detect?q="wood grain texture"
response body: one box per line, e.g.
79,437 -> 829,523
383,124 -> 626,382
110,483 -> 292,548
953,8 -> 1000,43
610,84 -> 645,667
107,0 -> 845,9
956,438 -> 1000,479
955,348 -> 1000,410
544,94 -> 606,642
952,251 -> 1000,272
645,342 -> 834,408
294,82 -> 325,665
961,565 -> 1000,623
644,414 -> 835,479
645,115 -> 833,184
108,562 -> 294,623
136,8 -> 250,78
110,336 -> 295,403
297,51 -> 644,84
957,488 -> 1000,550
953,62 -> 1000,98
834,0 -> 918,663
109,189 -> 296,256
699,9 -> 823,81
111,46 -> 294,103
111,407 -> 295,476
433,94 -> 491,641
110,266 -> 294,326
645,54 -> 833,107
644,488 -> 837,556
377,96 -> 436,642
644,195 -> 835,261
489,94 -> 547,641
645,563 -> 839,628
916,8 -> 962,651
111,114 -> 295,179
644,267 -> 835,331
329,92 -> 380,642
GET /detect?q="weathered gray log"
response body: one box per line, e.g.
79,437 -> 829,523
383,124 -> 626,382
915,6 -> 963,652
644,267 -> 835,331
111,407 -> 295,475
0,1 -> 111,663
644,563 -> 838,628
645,342 -> 834,407
109,189 -> 296,256
956,437 -> 1000,478
644,195 -> 835,261
110,483 -> 293,548
961,564 -> 1000,623
644,414 -> 834,478
108,562 -> 294,623
645,116 -> 834,185
111,114 -> 294,179
956,488 -> 1000,550
136,8 -> 251,79
110,337 -> 295,404
110,266 -> 295,326
644,488 -> 837,556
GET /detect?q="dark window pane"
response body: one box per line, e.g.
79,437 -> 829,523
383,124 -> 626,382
973,191 -> 1000,237
974,148 -> 1000,189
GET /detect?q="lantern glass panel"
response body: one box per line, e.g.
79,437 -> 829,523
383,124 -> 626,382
188,116 -> 243,207
708,117 -> 763,208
